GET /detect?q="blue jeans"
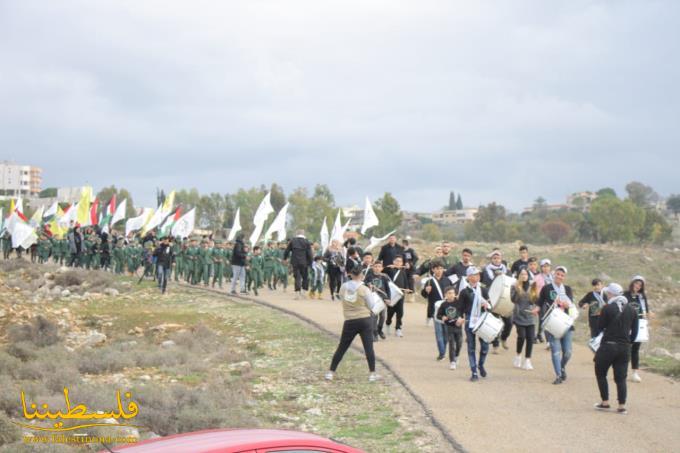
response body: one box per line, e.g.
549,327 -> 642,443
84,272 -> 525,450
434,322 -> 446,356
547,329 -> 573,377
465,323 -> 489,374
231,265 -> 247,292
157,266 -> 169,293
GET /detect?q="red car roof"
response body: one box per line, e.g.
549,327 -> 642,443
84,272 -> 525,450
101,428 -> 364,453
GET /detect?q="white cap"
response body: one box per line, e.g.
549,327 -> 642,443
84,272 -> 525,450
554,265 -> 568,274
631,275 -> 645,283
605,283 -> 623,296
487,250 -> 502,258
540,259 -> 551,267
466,266 -> 481,276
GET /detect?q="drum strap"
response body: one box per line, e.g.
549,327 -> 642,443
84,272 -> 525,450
431,277 -> 444,301
391,270 -> 401,282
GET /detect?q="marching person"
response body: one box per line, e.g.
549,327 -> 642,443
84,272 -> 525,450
624,276 -> 654,383
153,236 -> 174,294
436,286 -> 465,370
230,233 -> 248,295
511,268 -> 539,370
420,261 -> 452,361
324,240 -> 345,300
534,258 -> 554,342
445,248 -> 474,290
458,266 -> 492,381
594,283 -> 639,415
401,239 -> 418,293
284,229 -> 314,300
378,234 -> 403,268
510,245 -> 530,277
482,250 -> 512,353
326,266 -> 379,382
345,247 -> 362,276
385,255 -> 408,337
537,265 -> 576,385
364,260 -> 391,341
310,255 -> 326,299
579,279 -> 607,338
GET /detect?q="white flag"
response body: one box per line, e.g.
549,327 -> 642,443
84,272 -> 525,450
12,222 -> 37,249
249,222 -> 265,247
365,229 -> 396,252
44,201 -> 59,219
29,206 -> 44,228
361,196 -> 379,235
6,198 -> 23,235
320,216 -> 329,252
125,208 -> 153,237
253,192 -> 274,225
264,203 -> 289,242
330,209 -> 343,244
111,199 -> 127,226
171,208 -> 196,238
142,205 -> 164,234
227,207 -> 242,241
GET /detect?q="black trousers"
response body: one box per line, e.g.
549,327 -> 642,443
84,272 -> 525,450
330,317 -> 375,372
589,316 -> 601,338
595,342 -> 630,404
328,267 -> 342,295
493,316 -> 513,346
386,299 -> 404,330
405,268 -> 415,291
292,263 -> 309,292
516,324 -> 535,358
372,310 -> 386,335
631,342 -> 642,369
445,325 -> 463,362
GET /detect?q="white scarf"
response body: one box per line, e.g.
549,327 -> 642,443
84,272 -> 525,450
485,263 -> 507,281
469,283 -> 484,327
593,290 -> 606,309
608,295 -> 629,312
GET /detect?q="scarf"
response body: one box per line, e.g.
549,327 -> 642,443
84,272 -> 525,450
469,283 -> 484,327
542,272 -> 554,286
608,295 -> 629,312
593,290 -> 606,309
485,263 -> 507,281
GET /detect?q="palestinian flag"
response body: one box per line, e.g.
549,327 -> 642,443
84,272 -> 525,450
89,198 -> 100,226
159,207 -> 181,238
101,195 -> 116,226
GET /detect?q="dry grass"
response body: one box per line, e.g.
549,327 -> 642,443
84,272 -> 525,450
7,316 -> 60,348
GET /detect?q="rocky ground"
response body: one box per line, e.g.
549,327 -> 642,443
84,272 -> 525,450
0,259 -> 449,452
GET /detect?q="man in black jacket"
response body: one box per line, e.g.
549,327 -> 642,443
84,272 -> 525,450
230,234 -> 248,295
420,261 -> 452,361
153,237 -> 174,294
284,230 -> 313,299
378,234 -> 403,268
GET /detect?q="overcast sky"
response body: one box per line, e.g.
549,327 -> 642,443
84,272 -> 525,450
1,0 -> 678,212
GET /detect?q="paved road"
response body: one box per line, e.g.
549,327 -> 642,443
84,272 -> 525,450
241,290 -> 680,453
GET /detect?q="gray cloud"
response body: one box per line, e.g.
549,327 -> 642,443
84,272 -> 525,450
1,0 -> 678,211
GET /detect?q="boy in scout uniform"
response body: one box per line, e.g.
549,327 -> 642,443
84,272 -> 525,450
212,240 -> 226,289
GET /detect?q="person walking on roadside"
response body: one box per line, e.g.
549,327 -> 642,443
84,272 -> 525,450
624,275 -> 654,383
153,237 -> 174,294
284,229 -> 314,299
230,233 -> 248,295
511,268 -> 539,370
326,266 -> 380,382
594,283 -> 639,415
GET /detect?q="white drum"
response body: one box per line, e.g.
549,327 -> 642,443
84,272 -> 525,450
635,318 -> 649,343
387,281 -> 404,307
542,305 -> 574,339
472,312 -> 503,343
366,291 -> 386,315
589,332 -> 603,352
489,275 -> 516,317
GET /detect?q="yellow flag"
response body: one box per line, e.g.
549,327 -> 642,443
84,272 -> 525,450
162,190 -> 175,215
76,186 -> 92,226
9,199 -> 15,214
50,206 -> 67,239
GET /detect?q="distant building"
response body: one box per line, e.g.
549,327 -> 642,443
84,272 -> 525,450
0,161 -> 42,198
522,204 -> 570,215
431,208 -> 478,225
567,191 -> 599,211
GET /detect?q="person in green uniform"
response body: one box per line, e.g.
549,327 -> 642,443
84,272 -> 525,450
81,232 -> 93,269
201,240 -> 213,287
248,245 -> 264,296
224,241 -> 233,281
263,241 -> 277,290
275,241 -> 289,291
37,234 -> 52,264
170,237 -> 181,281
211,240 -> 226,289
91,236 -> 102,270
113,239 -> 125,274
185,238 -> 200,284
2,231 -> 12,260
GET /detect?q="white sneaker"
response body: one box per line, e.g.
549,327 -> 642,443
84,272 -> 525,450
324,371 -> 334,381
523,359 -> 534,371
385,325 -> 391,335
513,355 -> 522,368
368,373 -> 381,382
450,361 -> 457,370
426,318 -> 432,326
631,371 -> 642,383
396,329 -> 403,337
294,292 -> 301,300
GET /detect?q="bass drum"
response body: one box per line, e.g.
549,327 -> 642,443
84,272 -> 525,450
489,274 -> 516,317
472,312 -> 503,343
366,291 -> 386,315
542,305 -> 574,339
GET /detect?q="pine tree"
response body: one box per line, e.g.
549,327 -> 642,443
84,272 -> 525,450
448,191 -> 456,210
456,194 -> 463,210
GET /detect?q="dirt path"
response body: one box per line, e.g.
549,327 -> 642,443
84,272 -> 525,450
229,290 -> 680,453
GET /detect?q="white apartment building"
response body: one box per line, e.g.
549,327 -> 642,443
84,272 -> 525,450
0,161 -> 42,197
